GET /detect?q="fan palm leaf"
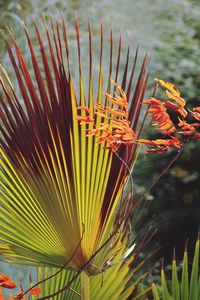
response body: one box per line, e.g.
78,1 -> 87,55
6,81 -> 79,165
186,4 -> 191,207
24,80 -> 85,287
0,16 -> 150,299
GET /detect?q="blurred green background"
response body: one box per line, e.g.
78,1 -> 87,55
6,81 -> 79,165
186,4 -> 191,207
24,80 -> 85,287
0,0 -> 200,288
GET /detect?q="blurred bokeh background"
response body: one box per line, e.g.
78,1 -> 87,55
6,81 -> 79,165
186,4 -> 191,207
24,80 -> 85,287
0,0 -> 200,288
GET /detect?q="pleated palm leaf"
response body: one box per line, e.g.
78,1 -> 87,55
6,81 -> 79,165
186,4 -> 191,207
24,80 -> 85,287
151,238 -> 200,300
0,17 -> 150,299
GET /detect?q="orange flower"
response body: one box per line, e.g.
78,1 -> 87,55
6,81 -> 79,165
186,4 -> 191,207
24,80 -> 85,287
155,78 -> 187,118
164,101 -> 187,118
76,106 -> 94,124
105,93 -> 128,109
0,275 -> 10,283
155,78 -> 180,96
0,280 -> 16,289
107,107 -> 128,119
0,290 -> 16,300
77,106 -> 91,114
76,80 -> 135,152
28,288 -> 41,295
179,124 -> 197,136
145,146 -> 169,154
112,118 -> 130,127
165,90 -> 185,108
77,78 -> 199,155
144,98 -> 176,135
76,115 -> 95,123
194,107 -> 200,113
138,137 -> 181,149
189,107 -> 200,122
0,290 -> 4,300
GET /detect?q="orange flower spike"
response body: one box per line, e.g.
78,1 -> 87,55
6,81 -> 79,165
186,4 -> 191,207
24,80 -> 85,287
147,107 -> 162,115
94,112 -> 108,119
122,132 -> 135,141
76,115 -> 94,123
123,140 -> 135,145
0,289 -> 4,300
179,125 -> 196,136
144,98 -> 163,106
105,93 -> 128,109
169,136 -> 182,148
1,280 -> 16,289
193,107 -> 200,113
137,139 -> 155,146
76,106 -> 91,114
145,146 -> 169,154
85,129 -> 100,136
189,108 -> 200,122
194,133 -> 200,140
144,98 -> 176,135
178,118 -> 187,127
98,124 -> 110,131
112,118 -> 130,127
155,78 -> 180,97
28,288 -> 41,295
178,108 -> 187,119
112,134 -> 122,140
114,93 -> 128,104
165,90 -> 185,107
114,129 -> 130,135
164,101 -> 181,111
111,79 -> 127,98
107,107 -> 128,119
165,128 -> 177,135
110,143 -> 120,153
0,274 -> 10,283
164,100 -> 187,118
94,103 -> 106,112
158,123 -> 174,133
138,138 -> 181,149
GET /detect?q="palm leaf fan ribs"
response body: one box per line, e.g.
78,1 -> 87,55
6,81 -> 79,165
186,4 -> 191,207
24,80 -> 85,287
0,17 -> 148,278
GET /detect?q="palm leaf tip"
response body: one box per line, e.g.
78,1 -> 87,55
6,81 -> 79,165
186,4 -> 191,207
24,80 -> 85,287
0,17 -> 149,294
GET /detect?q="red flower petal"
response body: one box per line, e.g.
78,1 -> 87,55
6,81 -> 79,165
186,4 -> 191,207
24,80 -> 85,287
28,288 -> 41,295
1,280 -> 16,289
0,274 -> 10,283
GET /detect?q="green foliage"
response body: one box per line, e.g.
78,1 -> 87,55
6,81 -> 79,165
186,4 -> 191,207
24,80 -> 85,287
151,239 -> 200,300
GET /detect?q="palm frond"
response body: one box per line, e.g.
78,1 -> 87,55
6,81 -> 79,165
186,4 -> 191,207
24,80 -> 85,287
0,16 -> 148,269
0,17 -> 152,300
30,254 -> 150,300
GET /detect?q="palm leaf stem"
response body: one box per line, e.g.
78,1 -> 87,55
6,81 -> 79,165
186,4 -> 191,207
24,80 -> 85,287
36,228 -> 122,299
80,272 -> 90,300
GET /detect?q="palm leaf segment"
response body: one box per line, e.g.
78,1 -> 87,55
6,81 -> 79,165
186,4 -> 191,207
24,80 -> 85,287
0,16 -> 148,285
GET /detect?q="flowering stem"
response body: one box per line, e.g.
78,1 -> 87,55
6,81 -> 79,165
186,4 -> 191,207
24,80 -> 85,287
141,147 -> 183,200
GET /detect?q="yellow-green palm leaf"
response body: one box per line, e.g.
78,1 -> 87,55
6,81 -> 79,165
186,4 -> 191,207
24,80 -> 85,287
0,17 -> 149,299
